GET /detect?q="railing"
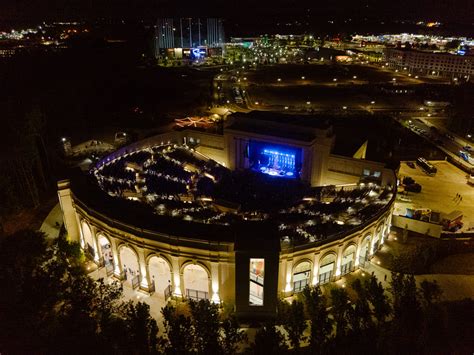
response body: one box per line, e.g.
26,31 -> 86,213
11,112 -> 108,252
186,289 -> 209,301
293,279 -> 309,293
340,261 -> 353,276
85,243 -> 95,259
319,271 -> 333,285
131,275 -> 140,290
250,272 -> 264,285
105,263 -> 114,277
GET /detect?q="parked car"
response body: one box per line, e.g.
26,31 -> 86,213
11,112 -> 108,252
405,183 -> 422,193
403,176 -> 415,185
463,145 -> 472,152
406,162 -> 416,169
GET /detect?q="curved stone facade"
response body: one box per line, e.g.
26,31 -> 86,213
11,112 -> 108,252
58,125 -> 396,318
59,180 -> 393,314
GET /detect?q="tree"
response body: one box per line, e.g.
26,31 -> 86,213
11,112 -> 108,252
301,286 -> 332,354
445,39 -> 461,50
220,314 -> 247,355
250,321 -> 288,355
188,299 -> 221,354
389,273 -> 422,353
330,287 -> 352,338
350,278 -> 374,332
365,276 -> 391,324
119,301 -> 159,354
0,230 -> 159,354
419,279 -> 442,307
280,300 -> 306,351
161,303 -> 194,355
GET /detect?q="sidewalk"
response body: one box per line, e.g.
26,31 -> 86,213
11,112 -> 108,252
39,203 -> 63,241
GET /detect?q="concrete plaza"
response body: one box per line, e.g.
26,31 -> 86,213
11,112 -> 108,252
397,160 -> 474,231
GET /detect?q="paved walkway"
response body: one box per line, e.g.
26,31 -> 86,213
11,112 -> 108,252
39,203 -> 63,241
88,265 -> 168,331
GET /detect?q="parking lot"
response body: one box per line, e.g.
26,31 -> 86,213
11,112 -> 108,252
396,160 -> 474,231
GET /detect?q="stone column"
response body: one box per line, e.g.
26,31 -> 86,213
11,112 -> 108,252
210,261 -> 221,303
90,225 -> 100,263
57,180 -> 80,243
110,238 -> 122,279
171,255 -> 182,297
138,249 -> 150,293
335,244 -> 344,278
355,237 -> 363,267
284,258 -> 293,295
312,252 -> 321,285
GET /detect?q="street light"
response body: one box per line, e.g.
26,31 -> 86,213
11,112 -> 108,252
342,106 -> 347,110
333,78 -> 337,82
277,78 -> 282,82
353,75 -> 357,79
306,101 -> 311,105
370,101 -> 375,104
255,101 -> 259,105
301,76 -> 305,80
284,106 -> 289,110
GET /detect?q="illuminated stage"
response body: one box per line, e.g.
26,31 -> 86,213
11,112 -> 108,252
248,141 -> 302,178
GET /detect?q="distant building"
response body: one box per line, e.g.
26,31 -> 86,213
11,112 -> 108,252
384,48 -> 474,81
154,18 -> 225,61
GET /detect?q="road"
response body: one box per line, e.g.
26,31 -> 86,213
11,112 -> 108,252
398,116 -> 474,173
212,65 -> 473,176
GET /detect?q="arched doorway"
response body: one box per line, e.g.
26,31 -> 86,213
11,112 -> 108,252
359,235 -> 371,266
81,222 -> 95,258
341,245 -> 356,276
148,256 -> 172,298
119,245 -> 140,288
293,261 -> 311,293
183,264 -> 209,301
319,254 -> 336,285
97,234 -> 113,266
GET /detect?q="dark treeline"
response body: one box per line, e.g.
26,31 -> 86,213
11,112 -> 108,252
1,229 -> 474,354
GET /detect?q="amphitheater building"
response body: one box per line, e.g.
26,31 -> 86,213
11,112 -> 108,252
58,112 -> 397,319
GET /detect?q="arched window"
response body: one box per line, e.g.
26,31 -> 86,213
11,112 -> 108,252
319,254 -> 336,285
293,261 -> 311,293
119,246 -> 140,288
183,264 -> 209,301
148,256 -> 172,298
341,245 -> 356,276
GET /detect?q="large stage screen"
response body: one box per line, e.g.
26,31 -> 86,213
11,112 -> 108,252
248,140 -> 302,178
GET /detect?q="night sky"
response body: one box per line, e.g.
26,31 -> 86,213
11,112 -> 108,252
1,0 -> 473,25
